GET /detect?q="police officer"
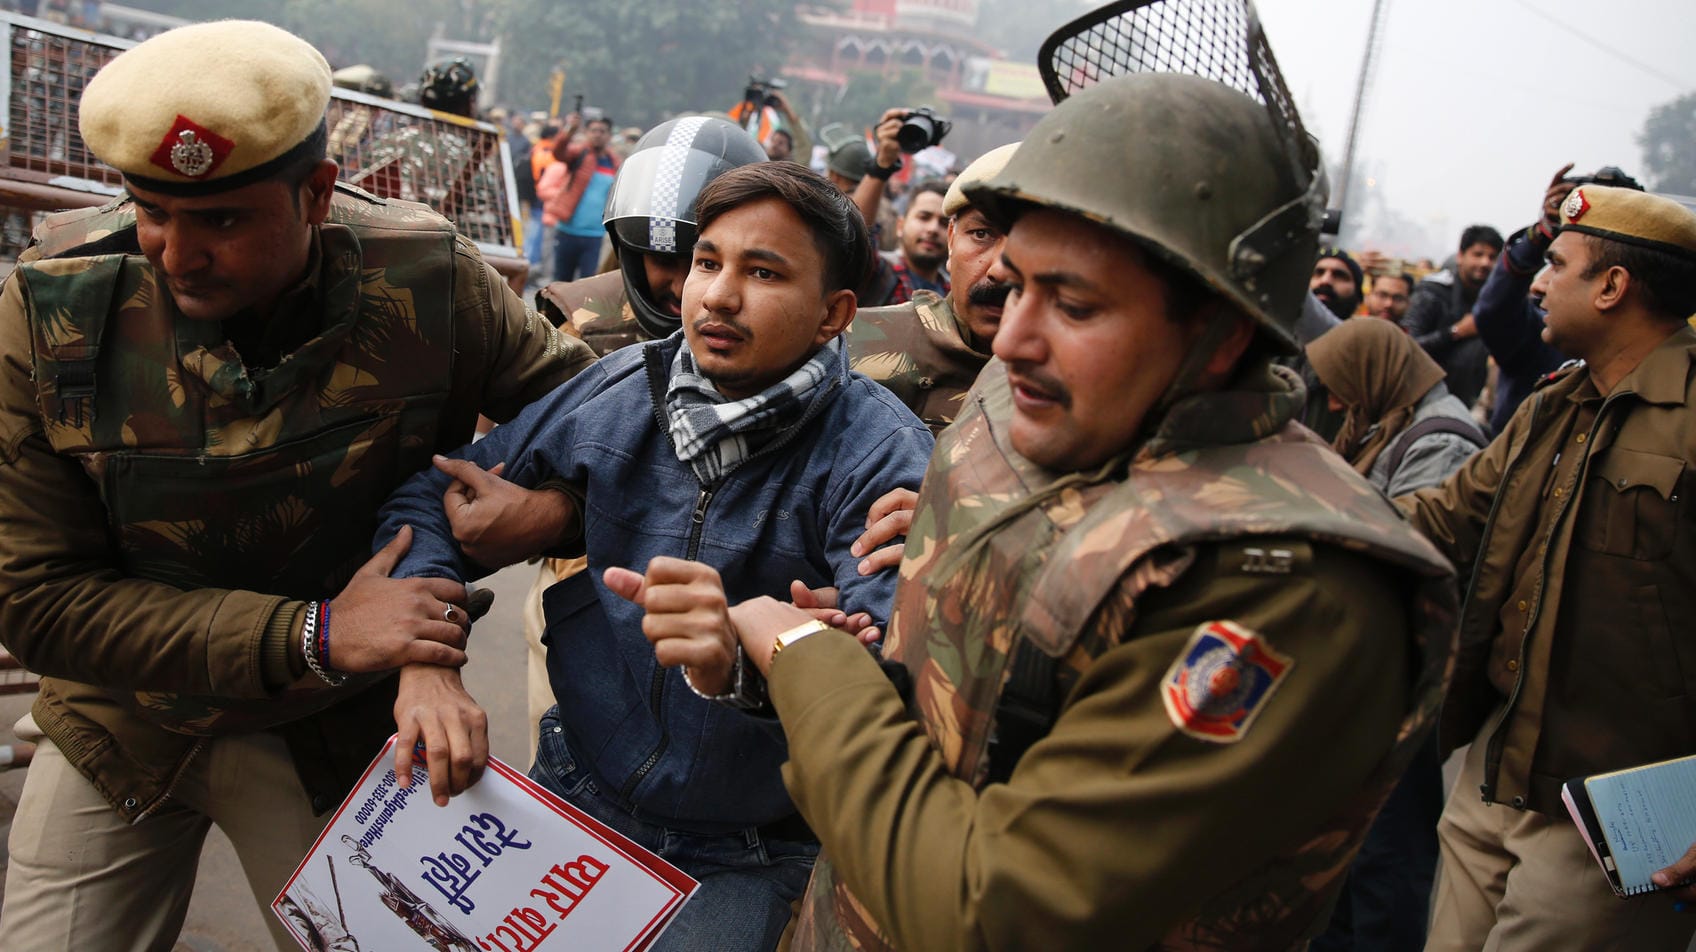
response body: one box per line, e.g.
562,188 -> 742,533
622,72 -> 1459,950
847,143 -> 1016,436
1403,186 -> 1696,950
0,21 -> 592,950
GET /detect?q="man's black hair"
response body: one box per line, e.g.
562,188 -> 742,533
1459,224 -> 1504,254
279,121 -> 330,213
1374,272 -> 1415,295
696,162 -> 873,296
910,179 -> 948,200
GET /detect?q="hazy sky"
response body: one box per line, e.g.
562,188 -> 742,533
1251,0 -> 1696,256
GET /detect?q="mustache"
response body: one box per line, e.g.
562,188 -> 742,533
1007,361 -> 1072,409
967,280 -> 1012,308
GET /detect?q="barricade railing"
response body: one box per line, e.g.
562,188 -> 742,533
0,12 -> 525,279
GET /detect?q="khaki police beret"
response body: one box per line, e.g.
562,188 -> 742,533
1561,185 -> 1696,262
79,20 -> 332,195
943,142 -> 1019,217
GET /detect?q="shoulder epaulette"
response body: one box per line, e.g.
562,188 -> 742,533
1534,358 -> 1585,391
332,180 -> 386,204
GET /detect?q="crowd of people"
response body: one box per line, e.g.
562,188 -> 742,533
500,89 -> 967,317
1,14 -> 1696,952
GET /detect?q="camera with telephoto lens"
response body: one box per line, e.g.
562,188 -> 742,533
1562,165 -> 1645,191
896,107 -> 951,154
743,76 -> 787,111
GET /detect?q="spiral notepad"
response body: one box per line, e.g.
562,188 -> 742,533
1562,753 -> 1696,898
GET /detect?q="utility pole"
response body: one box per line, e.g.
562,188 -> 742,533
1334,0 -> 1390,235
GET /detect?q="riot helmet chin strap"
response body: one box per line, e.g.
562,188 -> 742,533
1144,299 -> 1237,434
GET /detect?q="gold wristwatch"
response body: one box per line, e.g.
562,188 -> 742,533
769,619 -> 831,667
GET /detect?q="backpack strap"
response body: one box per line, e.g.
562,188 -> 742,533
1382,416 -> 1487,479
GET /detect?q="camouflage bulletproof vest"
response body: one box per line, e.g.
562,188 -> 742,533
846,291 -> 990,436
793,361 -> 1458,951
536,270 -> 649,357
14,189 -> 457,735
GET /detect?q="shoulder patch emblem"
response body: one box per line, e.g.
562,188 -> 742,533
1162,620 -> 1293,744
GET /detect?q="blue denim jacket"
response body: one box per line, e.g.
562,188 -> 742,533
378,332 -> 934,831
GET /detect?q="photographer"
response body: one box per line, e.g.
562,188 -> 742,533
731,80 -> 812,164
851,106 -> 948,246
539,108 -> 621,282
764,90 -> 812,163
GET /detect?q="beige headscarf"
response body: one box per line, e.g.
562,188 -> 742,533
1306,318 -> 1447,475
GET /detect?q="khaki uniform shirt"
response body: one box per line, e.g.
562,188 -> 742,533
1401,326 -> 1696,814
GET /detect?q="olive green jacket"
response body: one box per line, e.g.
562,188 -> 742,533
1400,326 -> 1696,814
777,359 -> 1457,950
0,189 -> 594,820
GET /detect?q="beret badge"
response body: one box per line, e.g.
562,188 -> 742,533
1562,187 -> 1590,224
170,131 -> 213,176
148,115 -> 235,180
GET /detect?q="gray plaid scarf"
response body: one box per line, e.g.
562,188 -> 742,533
665,336 -> 843,485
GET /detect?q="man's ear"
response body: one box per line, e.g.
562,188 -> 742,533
1201,310 -> 1256,380
303,160 -> 340,226
1593,265 -> 1630,313
816,288 -> 857,344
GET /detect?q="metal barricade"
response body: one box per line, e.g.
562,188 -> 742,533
0,11 -> 526,282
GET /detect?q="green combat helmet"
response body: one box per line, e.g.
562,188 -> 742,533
967,0 -> 1329,356
966,71 -> 1324,356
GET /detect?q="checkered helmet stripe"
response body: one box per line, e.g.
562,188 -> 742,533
645,116 -> 710,253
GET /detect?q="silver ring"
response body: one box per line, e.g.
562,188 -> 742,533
444,605 -> 461,624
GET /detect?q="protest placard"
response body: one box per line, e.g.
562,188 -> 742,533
274,735 -> 696,951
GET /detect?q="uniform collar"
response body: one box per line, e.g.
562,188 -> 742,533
1140,360 -> 1306,460
1595,324 -> 1696,407
926,292 -> 992,359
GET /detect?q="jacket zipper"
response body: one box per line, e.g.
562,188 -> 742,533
133,739 -> 205,822
618,343 -> 843,804
619,484 -> 715,802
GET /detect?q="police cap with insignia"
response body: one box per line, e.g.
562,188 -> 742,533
79,20 -> 332,196
1560,185 -> 1696,262
942,142 -> 1018,218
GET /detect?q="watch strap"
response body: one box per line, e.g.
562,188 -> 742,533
770,618 -> 832,667
867,158 -> 902,181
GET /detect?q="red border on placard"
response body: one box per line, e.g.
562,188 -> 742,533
273,735 -> 698,952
